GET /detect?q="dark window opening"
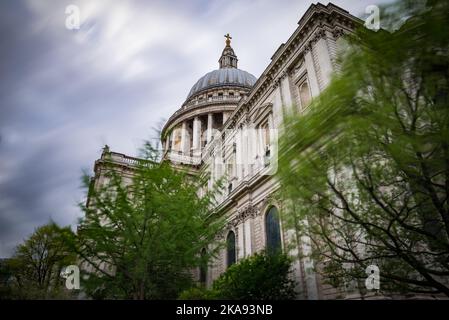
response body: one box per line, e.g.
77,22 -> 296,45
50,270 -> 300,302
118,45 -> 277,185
265,206 -> 282,254
226,231 -> 236,267
200,248 -> 207,285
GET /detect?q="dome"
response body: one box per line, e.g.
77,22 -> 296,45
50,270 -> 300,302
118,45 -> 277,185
186,68 -> 257,100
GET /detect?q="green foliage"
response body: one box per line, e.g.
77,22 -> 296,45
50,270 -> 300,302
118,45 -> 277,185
0,259 -> 14,299
1,223 -> 77,299
76,143 -> 225,299
278,0 -> 449,296
178,286 -> 218,300
211,252 -> 296,300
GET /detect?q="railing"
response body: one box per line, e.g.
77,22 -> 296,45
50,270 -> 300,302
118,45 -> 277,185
168,151 -> 202,166
164,96 -> 243,131
184,95 -> 241,108
107,152 -> 142,166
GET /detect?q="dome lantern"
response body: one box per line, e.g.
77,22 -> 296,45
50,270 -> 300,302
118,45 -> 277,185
219,33 -> 238,69
183,34 -> 256,101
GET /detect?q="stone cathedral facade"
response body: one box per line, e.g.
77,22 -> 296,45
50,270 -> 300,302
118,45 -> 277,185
88,3 -> 362,299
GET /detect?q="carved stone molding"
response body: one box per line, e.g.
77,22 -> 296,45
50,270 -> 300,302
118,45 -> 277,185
259,194 -> 283,215
224,205 -> 260,231
332,27 -> 346,39
308,29 -> 327,47
273,71 -> 288,90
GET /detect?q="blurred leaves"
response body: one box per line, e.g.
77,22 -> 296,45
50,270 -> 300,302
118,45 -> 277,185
211,252 -> 296,300
0,222 -> 77,299
278,0 -> 449,296
76,143 -> 225,299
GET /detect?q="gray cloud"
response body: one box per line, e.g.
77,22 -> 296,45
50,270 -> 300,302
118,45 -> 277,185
0,0 -> 394,257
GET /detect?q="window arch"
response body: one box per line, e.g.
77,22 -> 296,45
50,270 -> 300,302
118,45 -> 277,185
299,81 -> 311,109
226,231 -> 236,267
265,206 -> 282,254
200,248 -> 207,285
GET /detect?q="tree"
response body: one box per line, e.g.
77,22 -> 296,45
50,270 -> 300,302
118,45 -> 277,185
76,144 -> 224,299
0,259 -> 14,299
5,223 -> 76,299
211,252 -> 296,300
278,0 -> 449,296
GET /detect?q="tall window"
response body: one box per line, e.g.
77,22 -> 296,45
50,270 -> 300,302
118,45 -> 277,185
258,120 -> 270,158
299,81 -> 311,109
265,206 -> 282,254
262,122 -> 270,150
200,248 -> 207,285
226,231 -> 236,267
226,153 -> 236,178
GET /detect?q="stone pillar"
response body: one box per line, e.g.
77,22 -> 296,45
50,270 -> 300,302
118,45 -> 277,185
236,128 -> 243,181
244,219 -> 252,257
241,123 -> 248,178
247,124 -> 257,176
280,74 -> 293,108
315,37 -> 334,89
207,113 -> 214,143
181,121 -> 188,155
268,112 -> 274,144
223,112 -> 229,124
164,137 -> 169,152
170,129 -> 176,151
237,224 -> 245,260
192,116 -> 201,156
304,49 -> 321,98
258,125 -> 264,160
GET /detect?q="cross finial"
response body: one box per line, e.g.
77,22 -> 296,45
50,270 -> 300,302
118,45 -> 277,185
224,33 -> 232,46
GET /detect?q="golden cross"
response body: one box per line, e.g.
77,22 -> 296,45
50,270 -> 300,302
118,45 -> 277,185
224,33 -> 232,46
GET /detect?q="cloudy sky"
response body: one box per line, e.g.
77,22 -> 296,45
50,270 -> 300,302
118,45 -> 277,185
0,0 -> 393,257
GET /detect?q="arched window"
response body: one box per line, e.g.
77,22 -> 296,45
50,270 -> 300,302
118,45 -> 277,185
200,248 -> 207,285
265,206 -> 282,254
226,231 -> 236,267
299,81 -> 311,109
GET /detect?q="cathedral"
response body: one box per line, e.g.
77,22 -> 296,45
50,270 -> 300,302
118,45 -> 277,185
88,3 -> 361,299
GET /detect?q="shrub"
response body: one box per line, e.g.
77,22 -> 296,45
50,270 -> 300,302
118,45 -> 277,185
178,286 -> 217,300
212,252 -> 296,300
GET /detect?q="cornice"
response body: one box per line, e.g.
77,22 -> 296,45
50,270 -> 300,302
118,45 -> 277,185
224,3 -> 361,132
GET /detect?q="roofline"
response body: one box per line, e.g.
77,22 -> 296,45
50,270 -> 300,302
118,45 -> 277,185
185,68 -> 257,101
160,2 -> 363,141
222,2 -> 363,131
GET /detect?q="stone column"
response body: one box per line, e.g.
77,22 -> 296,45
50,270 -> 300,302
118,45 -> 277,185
192,116 -> 201,156
280,74 -> 293,108
236,128 -> 243,181
181,121 -> 188,155
164,137 -> 169,152
247,124 -> 257,176
268,113 -> 274,144
223,112 -> 229,124
207,113 -> 214,143
258,125 -> 264,157
315,37 -> 334,89
244,219 -> 252,257
304,48 -> 321,98
170,129 -> 176,151
237,223 -> 245,260
241,123 -> 248,178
